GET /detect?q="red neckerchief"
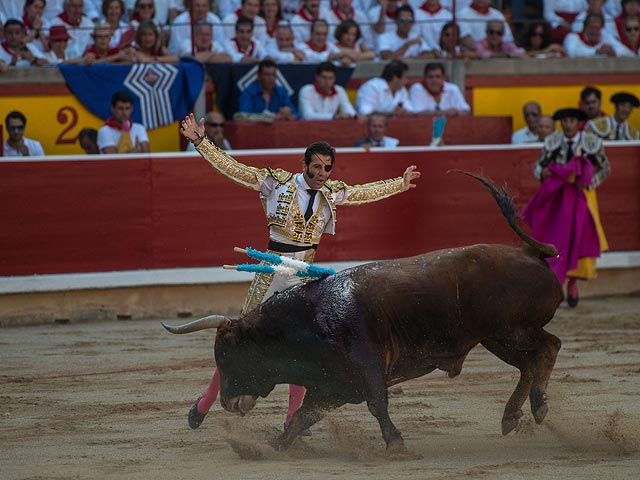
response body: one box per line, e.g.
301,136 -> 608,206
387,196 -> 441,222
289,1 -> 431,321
305,40 -> 327,52
266,18 -> 280,38
331,6 -> 354,21
469,3 -> 490,15
235,8 -> 242,16
22,16 -> 40,38
554,11 -> 579,23
313,82 -> 337,97
420,4 -> 442,15
1,41 -> 14,55
578,32 -> 600,47
385,9 -> 396,20
615,14 -> 627,40
296,7 -> 317,22
105,117 -> 132,132
424,81 -> 444,98
58,12 -> 81,28
233,38 -> 255,55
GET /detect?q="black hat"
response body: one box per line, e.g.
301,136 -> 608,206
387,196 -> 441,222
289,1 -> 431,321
552,108 -> 588,121
610,92 -> 640,107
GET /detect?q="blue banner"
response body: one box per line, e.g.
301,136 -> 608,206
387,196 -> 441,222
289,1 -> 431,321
59,60 -> 205,130
205,63 -> 353,120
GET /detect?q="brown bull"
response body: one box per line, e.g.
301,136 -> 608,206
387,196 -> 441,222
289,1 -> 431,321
163,172 -> 563,453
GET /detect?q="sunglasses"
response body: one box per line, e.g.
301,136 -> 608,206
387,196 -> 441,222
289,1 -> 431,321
206,122 -> 224,127
487,29 -> 504,36
8,125 -> 25,132
626,26 -> 640,32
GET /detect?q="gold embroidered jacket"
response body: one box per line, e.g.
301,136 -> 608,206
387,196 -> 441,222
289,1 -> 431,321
196,139 -> 405,245
586,116 -> 640,141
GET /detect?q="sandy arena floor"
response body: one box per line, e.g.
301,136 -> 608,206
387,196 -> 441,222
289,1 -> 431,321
1,294 -> 639,480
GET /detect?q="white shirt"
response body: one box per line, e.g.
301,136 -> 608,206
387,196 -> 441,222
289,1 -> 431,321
0,42 -> 47,66
355,77 -> 415,115
3,137 -> 45,157
563,31 -> 632,58
298,83 -> 356,120
177,38 -> 225,58
458,6 -> 514,42
0,0 -> 25,20
408,81 -> 470,113
221,13 -> 267,43
168,11 -> 223,55
264,38 -> 307,63
216,0 -> 242,19
544,0 -> 588,29
358,135 -> 400,148
50,14 -> 95,58
378,31 -> 431,57
414,4 -> 453,50
298,41 -> 342,63
222,37 -> 267,63
571,11 -> 618,39
511,126 -> 539,144
324,7 -> 374,49
290,6 -> 331,43
42,0 -> 64,23
97,123 -> 150,151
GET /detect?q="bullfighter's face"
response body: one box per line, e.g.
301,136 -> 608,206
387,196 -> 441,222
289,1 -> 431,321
303,153 -> 333,190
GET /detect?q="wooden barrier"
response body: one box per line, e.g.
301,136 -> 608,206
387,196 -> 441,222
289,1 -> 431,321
0,144 -> 638,277
225,116 -> 512,149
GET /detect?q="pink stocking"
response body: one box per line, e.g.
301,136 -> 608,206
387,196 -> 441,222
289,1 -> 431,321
285,384 -> 306,425
197,368 -> 220,414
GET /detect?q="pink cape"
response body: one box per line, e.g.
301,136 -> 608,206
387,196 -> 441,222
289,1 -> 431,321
521,157 -> 601,284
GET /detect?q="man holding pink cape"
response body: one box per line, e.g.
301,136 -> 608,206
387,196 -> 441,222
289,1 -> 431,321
521,107 -> 610,307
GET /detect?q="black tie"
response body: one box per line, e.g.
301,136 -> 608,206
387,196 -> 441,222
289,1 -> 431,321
304,189 -> 317,222
615,125 -> 621,140
566,140 -> 574,161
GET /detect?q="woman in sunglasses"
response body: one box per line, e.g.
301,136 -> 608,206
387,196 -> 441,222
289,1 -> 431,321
521,20 -> 566,58
619,15 -> 640,55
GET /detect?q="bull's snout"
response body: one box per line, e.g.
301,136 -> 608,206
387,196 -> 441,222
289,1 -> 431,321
221,395 -> 257,416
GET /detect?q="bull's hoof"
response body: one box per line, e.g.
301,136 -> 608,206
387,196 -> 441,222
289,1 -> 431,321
386,439 -> 416,461
532,402 -> 549,424
283,423 -> 312,437
501,410 -> 523,435
188,396 -> 207,430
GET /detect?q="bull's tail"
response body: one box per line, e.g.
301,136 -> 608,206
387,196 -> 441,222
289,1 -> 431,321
452,170 -> 557,259
161,314 -> 231,334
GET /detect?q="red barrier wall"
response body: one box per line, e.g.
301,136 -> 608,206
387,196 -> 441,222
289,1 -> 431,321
1,144 -> 638,276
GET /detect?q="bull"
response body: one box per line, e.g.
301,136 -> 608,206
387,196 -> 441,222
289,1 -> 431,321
163,172 -> 563,453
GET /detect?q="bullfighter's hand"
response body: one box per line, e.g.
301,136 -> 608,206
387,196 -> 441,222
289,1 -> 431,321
402,165 -> 421,191
180,113 -> 206,146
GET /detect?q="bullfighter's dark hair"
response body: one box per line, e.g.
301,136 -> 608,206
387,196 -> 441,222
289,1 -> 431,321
381,59 -> 408,82
304,141 -> 335,166
580,85 -> 602,102
111,90 -> 134,106
5,110 -> 27,128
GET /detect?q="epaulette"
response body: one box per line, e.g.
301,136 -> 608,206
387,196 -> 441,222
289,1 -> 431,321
267,167 -> 294,187
582,132 -> 602,155
324,179 -> 346,193
587,117 -> 610,139
544,131 -> 562,152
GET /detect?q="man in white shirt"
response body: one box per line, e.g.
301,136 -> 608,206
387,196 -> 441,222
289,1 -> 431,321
221,0 -> 267,42
168,0 -> 223,56
512,101 -> 543,144
414,0 -> 453,50
265,24 -> 307,63
458,0 -> 514,50
379,5 -> 433,59
98,91 -> 150,154
563,12 -> 632,57
178,20 -> 231,62
355,59 -> 416,116
298,19 -> 348,63
3,110 -> 45,157
409,62 -> 470,116
353,112 -> 400,148
298,62 -> 357,120
290,0 -> 330,43
50,0 -> 95,58
223,16 -> 266,63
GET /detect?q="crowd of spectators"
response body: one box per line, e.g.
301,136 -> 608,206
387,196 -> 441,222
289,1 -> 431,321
1,0 -> 638,72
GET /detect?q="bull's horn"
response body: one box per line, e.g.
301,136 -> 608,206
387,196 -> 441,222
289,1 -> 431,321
161,315 -> 230,334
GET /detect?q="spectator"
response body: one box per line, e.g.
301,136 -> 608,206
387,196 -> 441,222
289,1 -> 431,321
3,110 -> 45,157
521,107 -> 610,307
50,0 -> 95,58
187,111 -> 232,151
223,16 -> 266,63
178,20 -> 231,62
222,0 -> 267,43
168,0 -> 223,56
520,20 -> 566,58
236,58 -> 299,121
132,0 -> 180,27
511,101 -> 542,144
432,21 -> 479,60
260,0 -> 284,40
0,19 -> 48,67
77,127 -> 99,154
299,18 -> 349,64
572,0 -> 618,39
619,14 -> 640,54
369,0 -> 413,48
537,114 -> 556,141
22,0 -> 51,53
379,5 -> 433,60
129,0 -> 168,47
126,19 -> 179,63
355,59 -> 416,116
102,0 -> 129,49
43,24 -> 85,64
333,19 -> 376,64
290,0 -> 329,43
474,20 -> 528,58
579,85 -> 605,130
265,23 -> 306,62
586,92 -> 640,140
325,0 -> 373,49
614,0 -> 640,40
353,112 -> 399,149
458,0 -> 514,51
298,61 -> 357,120
414,0 -> 453,52
83,22 -> 127,63
563,12 -> 632,57
544,0 -> 588,44
409,61 -> 470,117
98,90 -> 151,153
